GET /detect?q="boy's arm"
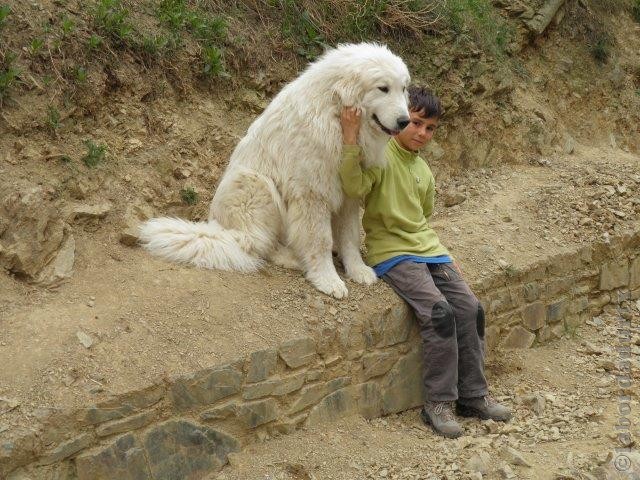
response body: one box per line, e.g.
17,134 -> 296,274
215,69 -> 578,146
339,146 -> 377,198
338,106 -> 378,198
422,175 -> 436,219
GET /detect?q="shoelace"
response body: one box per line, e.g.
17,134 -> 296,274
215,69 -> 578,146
484,395 -> 497,407
433,402 -> 455,421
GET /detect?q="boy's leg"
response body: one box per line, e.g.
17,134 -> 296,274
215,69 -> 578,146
427,263 -> 488,398
382,261 -> 458,401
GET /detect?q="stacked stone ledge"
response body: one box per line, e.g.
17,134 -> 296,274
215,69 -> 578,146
4,229 -> 639,479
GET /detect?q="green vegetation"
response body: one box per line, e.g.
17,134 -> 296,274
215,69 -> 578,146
591,37 -> 610,63
93,0 -> 133,44
632,0 -> 640,22
46,106 -> 61,133
0,53 -> 19,104
0,4 -> 9,30
61,16 -> 75,37
29,37 -> 45,56
180,186 -> 198,205
74,66 -> 88,83
87,34 -> 103,50
81,140 -> 107,167
202,45 -> 225,77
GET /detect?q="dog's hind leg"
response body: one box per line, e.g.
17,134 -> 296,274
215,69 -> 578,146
210,169 -> 280,262
333,197 -> 378,285
287,194 -> 348,299
269,244 -> 302,270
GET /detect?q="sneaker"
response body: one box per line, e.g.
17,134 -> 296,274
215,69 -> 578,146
421,401 -> 464,438
456,395 -> 512,422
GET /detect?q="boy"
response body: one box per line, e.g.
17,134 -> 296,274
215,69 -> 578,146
339,86 -> 511,438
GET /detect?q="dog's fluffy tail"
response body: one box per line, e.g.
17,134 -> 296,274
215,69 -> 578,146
138,217 -> 264,272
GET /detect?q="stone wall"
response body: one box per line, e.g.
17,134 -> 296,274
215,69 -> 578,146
4,230 -> 639,479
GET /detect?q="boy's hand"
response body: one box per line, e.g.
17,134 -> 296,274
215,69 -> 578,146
340,106 -> 361,146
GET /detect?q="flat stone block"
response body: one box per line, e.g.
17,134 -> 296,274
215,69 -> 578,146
381,347 -> 424,415
237,399 -> 279,428
143,420 -> 239,479
96,410 -> 155,438
546,298 -> 569,324
170,364 -> 242,412
245,349 -> 278,383
288,383 -> 327,414
502,326 -> 536,349
76,434 -> 151,480
279,337 -> 316,369
521,302 -> 546,330
306,382 -> 381,427
38,433 -> 93,465
362,352 -> 397,380
630,257 -> 640,289
200,402 -> 237,422
600,259 -> 629,290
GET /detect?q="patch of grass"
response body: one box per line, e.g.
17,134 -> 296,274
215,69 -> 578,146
180,186 -> 198,205
46,106 -> 61,133
443,0 -> 512,57
0,4 -> 9,30
87,34 -> 103,50
202,45 -> 226,76
61,15 -> 75,37
81,139 -> 106,167
139,34 -> 170,56
591,37 -> 610,63
93,0 -> 134,45
632,0 -> 640,22
74,66 -> 88,83
0,53 -> 19,104
29,37 -> 45,56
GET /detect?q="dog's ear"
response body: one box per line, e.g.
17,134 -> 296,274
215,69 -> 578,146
332,76 -> 363,106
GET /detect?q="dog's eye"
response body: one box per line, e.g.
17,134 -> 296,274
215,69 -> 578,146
378,86 -> 389,93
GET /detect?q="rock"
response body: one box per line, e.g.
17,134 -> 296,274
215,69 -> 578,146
522,302 -> 546,330
501,446 -> 531,467
95,410 -> 155,437
120,203 -> 155,247
517,393 -> 546,415
279,336 -> 316,369
70,202 -> 112,222
380,347 -> 424,414
36,234 -> 75,285
38,433 -> 94,465
200,402 -> 237,422
306,382 -> 381,426
76,433 -> 151,480
503,326 -> 536,349
466,450 -> 492,474
173,167 -> 191,179
119,227 -> 141,246
245,348 -> 278,383
0,187 -> 70,283
143,420 -> 239,479
76,331 -> 94,349
442,190 -> 467,207
563,135 -> 576,154
498,463 -> 516,479
170,363 -> 243,412
362,352 -> 397,380
0,397 -> 19,415
237,398 -> 279,428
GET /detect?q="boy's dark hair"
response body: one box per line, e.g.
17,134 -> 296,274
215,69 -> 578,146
408,85 -> 442,119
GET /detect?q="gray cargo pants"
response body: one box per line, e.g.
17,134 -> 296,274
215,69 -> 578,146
382,261 -> 489,402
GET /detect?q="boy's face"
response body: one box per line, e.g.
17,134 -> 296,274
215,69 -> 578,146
394,109 -> 438,152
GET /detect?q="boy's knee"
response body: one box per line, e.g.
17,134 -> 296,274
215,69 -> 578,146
431,301 -> 455,338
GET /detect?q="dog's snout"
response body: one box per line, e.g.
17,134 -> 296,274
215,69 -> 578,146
396,117 -> 410,130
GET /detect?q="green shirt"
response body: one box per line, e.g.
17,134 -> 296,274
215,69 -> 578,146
339,138 -> 450,266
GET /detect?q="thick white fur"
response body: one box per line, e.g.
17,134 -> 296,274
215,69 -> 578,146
140,43 -> 410,298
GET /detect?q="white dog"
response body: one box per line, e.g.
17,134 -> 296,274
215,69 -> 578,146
140,43 -> 410,298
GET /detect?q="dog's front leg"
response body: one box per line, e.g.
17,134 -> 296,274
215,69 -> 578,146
287,194 -> 348,299
333,197 -> 377,285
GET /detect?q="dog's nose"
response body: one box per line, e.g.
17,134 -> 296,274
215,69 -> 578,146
397,117 -> 410,130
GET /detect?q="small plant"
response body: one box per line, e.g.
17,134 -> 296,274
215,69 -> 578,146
94,0 -> 133,44
61,16 -> 75,37
591,38 -> 610,63
632,0 -> 640,22
87,34 -> 103,50
29,37 -> 45,56
81,139 -> 106,167
0,4 -> 10,30
180,186 -> 198,205
202,45 -> 225,76
0,53 -> 19,103
74,66 -> 88,83
140,34 -> 169,56
60,155 -> 72,164
46,106 -> 61,133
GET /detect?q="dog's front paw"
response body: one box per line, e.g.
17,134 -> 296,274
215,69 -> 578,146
309,273 -> 348,299
346,263 -> 378,285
